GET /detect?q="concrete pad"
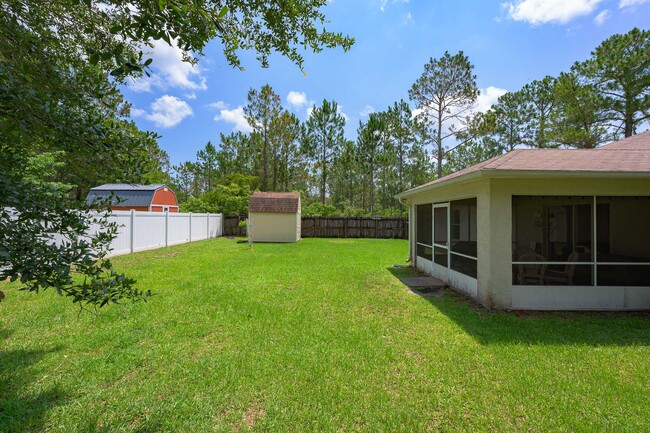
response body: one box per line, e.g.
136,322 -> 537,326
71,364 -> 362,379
400,277 -> 446,288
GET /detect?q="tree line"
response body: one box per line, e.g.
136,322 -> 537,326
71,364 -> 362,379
171,89 -> 432,217
169,27 -> 649,217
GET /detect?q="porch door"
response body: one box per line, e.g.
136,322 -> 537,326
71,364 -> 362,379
432,203 -> 450,281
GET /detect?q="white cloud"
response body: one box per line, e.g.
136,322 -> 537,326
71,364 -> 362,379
404,12 -> 414,24
185,92 -> 197,100
209,100 -> 228,110
214,107 -> 253,133
128,39 -> 207,92
287,91 -> 309,108
593,9 -> 610,24
504,0 -> 602,24
619,0 -> 649,6
380,0 -> 410,12
475,86 -> 508,113
360,105 -> 375,117
132,95 -> 193,128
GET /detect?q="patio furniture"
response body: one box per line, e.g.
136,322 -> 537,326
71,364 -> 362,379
544,251 -> 579,285
517,253 -> 547,285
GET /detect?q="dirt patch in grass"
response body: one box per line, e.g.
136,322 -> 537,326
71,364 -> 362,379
241,399 -> 266,429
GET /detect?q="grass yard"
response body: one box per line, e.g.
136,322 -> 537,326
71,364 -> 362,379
1,238 -> 649,432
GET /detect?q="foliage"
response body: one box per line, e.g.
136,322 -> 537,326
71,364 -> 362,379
201,174 -> 260,216
409,51 -> 479,178
301,202 -> 339,217
0,154 -> 147,308
179,196 -> 216,214
520,76 -> 557,148
196,141 -> 219,191
575,27 -> 649,137
244,85 -> 284,191
303,99 -> 347,203
550,72 -> 609,148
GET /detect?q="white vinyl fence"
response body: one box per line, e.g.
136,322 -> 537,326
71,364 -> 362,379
104,211 -> 223,257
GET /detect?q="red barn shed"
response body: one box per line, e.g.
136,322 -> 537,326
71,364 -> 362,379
86,184 -> 179,212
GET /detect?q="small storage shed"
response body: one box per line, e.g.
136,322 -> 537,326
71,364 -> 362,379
86,184 -> 179,212
248,192 -> 301,243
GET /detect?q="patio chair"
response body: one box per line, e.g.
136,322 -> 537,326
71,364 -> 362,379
544,251 -> 579,285
516,253 -> 547,285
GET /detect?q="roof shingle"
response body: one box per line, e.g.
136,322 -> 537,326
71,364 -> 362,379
400,131 -> 650,196
249,192 -> 300,213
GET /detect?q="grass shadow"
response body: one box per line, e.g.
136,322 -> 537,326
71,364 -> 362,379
386,266 -> 650,347
0,340 -> 67,432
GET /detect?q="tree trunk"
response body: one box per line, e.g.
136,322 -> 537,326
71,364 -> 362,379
625,110 -> 633,137
321,139 -> 327,204
437,109 -> 443,178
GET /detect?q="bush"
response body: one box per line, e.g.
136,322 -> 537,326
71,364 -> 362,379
301,202 -> 338,217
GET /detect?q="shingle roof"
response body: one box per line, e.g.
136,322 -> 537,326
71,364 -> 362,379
249,192 -> 300,213
399,131 -> 650,197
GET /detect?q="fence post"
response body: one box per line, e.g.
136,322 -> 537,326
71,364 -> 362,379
206,213 -> 210,239
189,212 -> 192,242
130,209 -> 135,253
165,210 -> 169,247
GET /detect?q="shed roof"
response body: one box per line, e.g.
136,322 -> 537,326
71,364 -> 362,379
249,192 -> 300,213
398,131 -> 650,198
85,184 -> 168,207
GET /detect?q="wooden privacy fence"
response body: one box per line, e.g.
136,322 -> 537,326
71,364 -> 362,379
223,215 -> 247,237
223,215 -> 408,239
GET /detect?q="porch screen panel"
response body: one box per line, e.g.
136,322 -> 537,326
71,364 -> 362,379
450,198 -> 477,278
416,204 -> 433,261
512,196 -> 593,286
595,196 -> 650,286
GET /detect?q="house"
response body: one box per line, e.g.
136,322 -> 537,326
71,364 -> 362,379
86,184 -> 179,212
396,132 -> 650,311
248,192 -> 301,243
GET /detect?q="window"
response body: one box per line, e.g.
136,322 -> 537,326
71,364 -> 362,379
416,204 -> 432,261
512,196 -> 650,286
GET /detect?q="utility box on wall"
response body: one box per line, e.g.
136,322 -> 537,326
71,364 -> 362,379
248,192 -> 301,243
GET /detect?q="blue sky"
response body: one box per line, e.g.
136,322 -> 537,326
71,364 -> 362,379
123,0 -> 650,166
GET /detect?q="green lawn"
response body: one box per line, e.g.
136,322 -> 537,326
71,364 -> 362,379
1,238 -> 648,432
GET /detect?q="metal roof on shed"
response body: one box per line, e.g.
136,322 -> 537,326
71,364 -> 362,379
249,192 -> 300,213
85,184 -> 168,207
86,190 -> 156,207
89,183 -> 166,191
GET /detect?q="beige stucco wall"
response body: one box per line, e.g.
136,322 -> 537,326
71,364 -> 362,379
249,211 -> 300,243
404,174 -> 650,310
405,178 -> 492,306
